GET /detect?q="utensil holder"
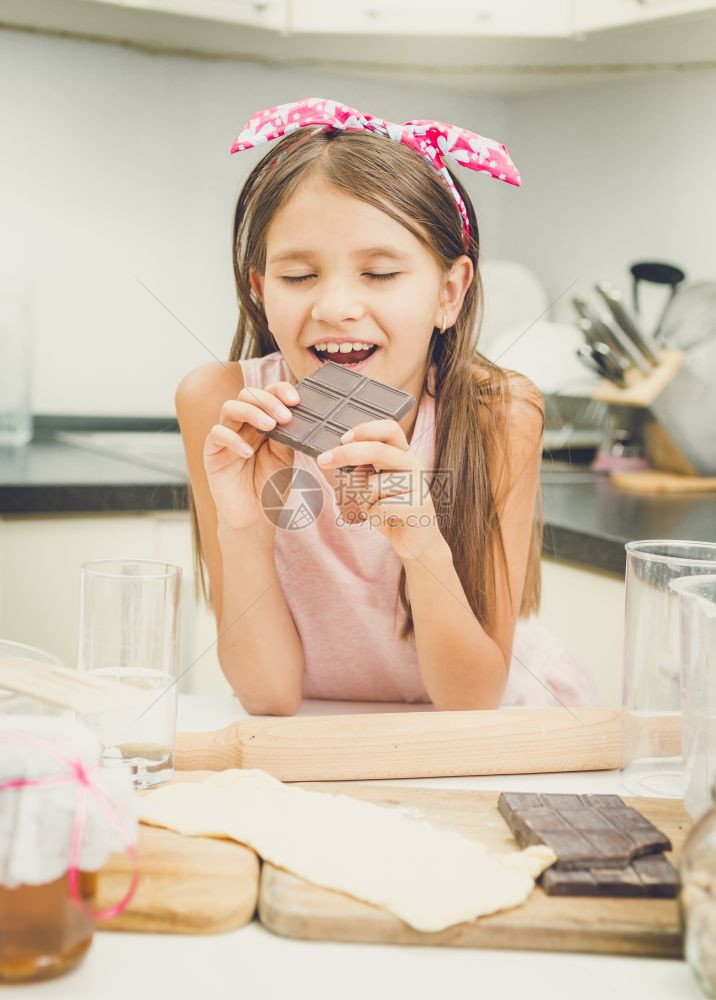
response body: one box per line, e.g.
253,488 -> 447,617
590,348 -> 716,476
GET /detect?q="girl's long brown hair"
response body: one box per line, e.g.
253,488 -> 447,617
186,126 -> 542,643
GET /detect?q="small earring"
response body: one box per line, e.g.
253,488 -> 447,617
440,312 -> 448,334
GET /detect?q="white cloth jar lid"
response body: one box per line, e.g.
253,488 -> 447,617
0,714 -> 138,889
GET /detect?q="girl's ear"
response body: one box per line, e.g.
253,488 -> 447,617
249,268 -> 264,303
438,255 -> 474,327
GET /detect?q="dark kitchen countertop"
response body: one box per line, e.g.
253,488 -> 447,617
0,418 -> 186,516
540,470 -> 715,574
1,418 -> 714,575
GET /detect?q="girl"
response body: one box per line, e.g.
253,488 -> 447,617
176,98 -> 598,716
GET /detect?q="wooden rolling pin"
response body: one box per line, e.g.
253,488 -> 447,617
174,708 -> 681,782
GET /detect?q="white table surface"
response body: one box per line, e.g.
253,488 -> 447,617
5,694 -> 703,1000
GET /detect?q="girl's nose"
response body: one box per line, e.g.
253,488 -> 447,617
310,278 -> 365,326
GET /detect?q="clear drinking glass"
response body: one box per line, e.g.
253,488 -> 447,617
0,640 -> 69,716
621,540 -> 716,799
77,559 -> 181,788
0,279 -> 34,446
671,574 -> 716,822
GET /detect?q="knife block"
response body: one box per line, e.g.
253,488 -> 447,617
592,348 -> 683,407
590,348 -> 716,476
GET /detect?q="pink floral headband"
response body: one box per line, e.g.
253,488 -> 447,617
230,98 -> 521,251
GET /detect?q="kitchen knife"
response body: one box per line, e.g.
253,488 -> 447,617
594,282 -> 661,368
577,317 -> 638,375
591,342 -> 627,386
576,345 -> 610,382
576,317 -> 600,348
173,707 -> 680,781
576,344 -> 623,386
573,298 -> 637,371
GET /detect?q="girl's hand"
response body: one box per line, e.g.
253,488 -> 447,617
203,382 -> 300,532
317,419 -> 450,563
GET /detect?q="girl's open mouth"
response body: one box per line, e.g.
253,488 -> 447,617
309,344 -> 380,371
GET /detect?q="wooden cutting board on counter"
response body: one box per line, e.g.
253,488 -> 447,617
611,470 -> 716,494
97,772 -> 259,934
259,783 -> 691,957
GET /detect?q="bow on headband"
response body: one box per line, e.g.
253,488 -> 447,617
230,98 -> 521,251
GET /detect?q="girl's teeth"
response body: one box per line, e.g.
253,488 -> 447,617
315,342 -> 372,353
312,341 -> 378,366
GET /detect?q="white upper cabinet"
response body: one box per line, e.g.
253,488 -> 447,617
573,0 -> 716,34
90,0 -> 285,31
83,0 -> 716,36
276,0 -> 574,38
5,0 -> 716,94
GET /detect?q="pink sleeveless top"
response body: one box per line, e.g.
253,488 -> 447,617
237,351 -> 600,709
239,351 -> 435,702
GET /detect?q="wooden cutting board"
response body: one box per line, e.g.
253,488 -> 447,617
97,772 -> 259,934
259,783 -> 691,957
611,470 -> 716,494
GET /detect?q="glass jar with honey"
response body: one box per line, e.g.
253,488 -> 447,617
0,714 -> 138,983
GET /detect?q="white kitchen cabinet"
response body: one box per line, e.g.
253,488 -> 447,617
0,511 -> 231,697
152,511 -> 231,696
77,0 -> 716,36
572,0 -> 714,33
5,0 -> 716,98
0,510 -> 621,707
537,556 -> 624,707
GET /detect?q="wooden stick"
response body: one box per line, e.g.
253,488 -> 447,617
0,657 -> 148,715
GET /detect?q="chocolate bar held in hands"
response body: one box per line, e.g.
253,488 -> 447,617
264,360 -> 417,471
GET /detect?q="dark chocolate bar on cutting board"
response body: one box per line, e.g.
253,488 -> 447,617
264,360 -> 417,472
541,852 -> 679,898
497,791 -> 678,897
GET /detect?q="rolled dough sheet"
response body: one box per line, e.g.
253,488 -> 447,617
138,768 -> 556,933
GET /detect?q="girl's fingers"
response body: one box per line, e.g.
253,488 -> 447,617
339,419 -> 409,450
214,382 -> 301,458
362,470 -> 415,506
318,439 -> 417,471
236,383 -> 299,422
265,380 -> 301,407
206,423 -> 253,459
328,418 -> 413,470
233,386 -> 295,422
220,391 -> 292,431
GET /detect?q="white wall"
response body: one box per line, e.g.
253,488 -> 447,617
500,68 -> 716,331
0,28 -> 510,417
4,26 -> 712,417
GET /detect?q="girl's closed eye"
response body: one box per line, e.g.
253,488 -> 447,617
280,272 -> 400,284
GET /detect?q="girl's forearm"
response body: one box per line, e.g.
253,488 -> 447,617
402,544 -> 508,710
216,523 -> 304,715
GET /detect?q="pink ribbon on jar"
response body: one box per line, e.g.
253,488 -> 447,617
0,730 -> 140,920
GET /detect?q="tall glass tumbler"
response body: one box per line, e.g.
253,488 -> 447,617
621,540 -> 716,799
670,574 -> 716,822
77,559 -> 181,788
